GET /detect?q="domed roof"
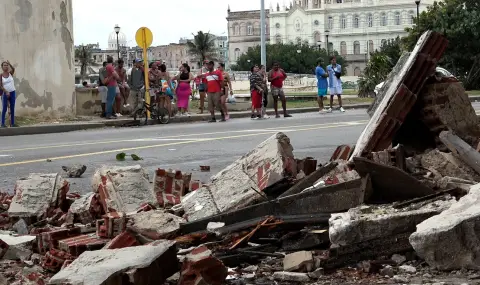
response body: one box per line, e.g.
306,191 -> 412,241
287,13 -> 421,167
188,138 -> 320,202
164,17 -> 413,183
108,26 -> 127,45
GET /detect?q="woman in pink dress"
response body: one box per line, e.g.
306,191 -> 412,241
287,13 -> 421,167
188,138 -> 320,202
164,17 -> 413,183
175,63 -> 193,116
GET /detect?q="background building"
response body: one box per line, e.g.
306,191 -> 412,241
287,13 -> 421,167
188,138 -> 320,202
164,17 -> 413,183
269,0 -> 433,75
227,8 -> 270,66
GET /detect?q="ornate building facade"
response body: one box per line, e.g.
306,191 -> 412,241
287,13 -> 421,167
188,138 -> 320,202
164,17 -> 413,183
227,8 -> 271,66
268,0 -> 434,75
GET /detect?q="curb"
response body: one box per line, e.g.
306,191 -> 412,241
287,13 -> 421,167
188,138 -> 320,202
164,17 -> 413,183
2,96 -> 480,137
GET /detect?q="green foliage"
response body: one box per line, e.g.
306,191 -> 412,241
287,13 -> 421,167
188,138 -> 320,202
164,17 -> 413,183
116,152 -> 126,161
186,31 -> 218,65
74,45 -> 96,80
232,43 -> 347,74
358,39 -> 402,97
402,0 -> 480,89
131,154 -> 143,161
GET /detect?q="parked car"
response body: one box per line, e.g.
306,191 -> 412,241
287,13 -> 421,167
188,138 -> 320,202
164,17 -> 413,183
374,67 -> 455,95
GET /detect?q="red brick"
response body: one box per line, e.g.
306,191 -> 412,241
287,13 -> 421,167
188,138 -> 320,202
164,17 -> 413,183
42,249 -> 74,272
154,168 -> 188,208
37,227 -> 81,254
58,234 -> 109,256
103,231 -> 139,249
189,180 -> 201,192
178,245 -> 228,285
96,211 -> 127,238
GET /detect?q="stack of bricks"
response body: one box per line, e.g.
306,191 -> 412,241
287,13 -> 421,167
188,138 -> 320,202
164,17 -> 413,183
103,231 -> 139,249
96,212 -> 127,238
42,249 -> 74,272
178,245 -> 228,285
153,169 -> 192,208
37,227 -> 82,254
58,234 -> 109,256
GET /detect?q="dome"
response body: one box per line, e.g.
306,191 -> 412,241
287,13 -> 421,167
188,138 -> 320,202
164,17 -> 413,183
107,26 -> 127,50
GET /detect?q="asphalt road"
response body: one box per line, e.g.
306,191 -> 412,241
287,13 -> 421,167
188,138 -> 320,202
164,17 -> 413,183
1,103 -> 479,195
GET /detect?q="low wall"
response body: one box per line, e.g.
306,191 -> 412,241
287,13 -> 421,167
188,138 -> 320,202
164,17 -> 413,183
75,88 -> 102,116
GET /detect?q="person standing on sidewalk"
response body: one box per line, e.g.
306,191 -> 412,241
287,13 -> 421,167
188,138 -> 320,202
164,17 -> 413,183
203,61 -> 224,122
1,61 -> 16,127
98,62 -> 108,117
104,56 -> 119,119
315,59 -> 329,113
128,59 -> 144,113
327,56 -> 345,113
268,62 -> 291,118
250,65 -> 264,120
217,63 -> 232,120
175,63 -> 193,116
197,61 -> 208,114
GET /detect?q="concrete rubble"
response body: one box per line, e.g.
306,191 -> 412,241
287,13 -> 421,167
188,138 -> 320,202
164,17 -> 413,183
2,30 -> 480,284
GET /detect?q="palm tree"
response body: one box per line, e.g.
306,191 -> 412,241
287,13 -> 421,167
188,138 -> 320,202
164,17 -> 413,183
186,31 -> 218,67
75,45 -> 96,81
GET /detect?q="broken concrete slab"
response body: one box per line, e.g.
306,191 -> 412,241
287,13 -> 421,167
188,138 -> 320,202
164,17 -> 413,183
49,240 -> 177,285
0,234 -> 36,261
273,271 -> 310,282
92,165 -> 157,213
329,196 -> 456,247
178,245 -> 228,285
410,183 -> 480,270
127,210 -> 185,239
67,193 -> 103,225
352,31 -> 448,158
420,149 -> 480,182
8,173 -> 69,221
320,160 -> 360,185
183,132 -> 296,221
439,131 -> 480,176
283,251 -> 314,272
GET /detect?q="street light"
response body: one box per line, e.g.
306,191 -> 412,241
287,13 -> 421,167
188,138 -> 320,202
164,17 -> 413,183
415,0 -> 421,40
296,50 -> 301,74
114,24 -> 121,60
325,30 -> 330,56
316,41 -> 322,51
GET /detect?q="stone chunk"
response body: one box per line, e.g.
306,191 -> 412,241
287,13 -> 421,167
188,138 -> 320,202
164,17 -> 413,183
273,272 -> 310,282
183,132 -> 296,221
329,197 -> 455,246
0,234 -> 36,261
127,210 -> 185,239
380,265 -> 394,277
67,193 -> 103,224
420,149 -> 480,182
178,245 -> 228,285
49,240 -> 178,285
391,254 -> 407,265
92,165 -> 157,213
410,183 -> 480,270
8,173 -> 69,220
399,265 -> 416,274
283,251 -> 314,272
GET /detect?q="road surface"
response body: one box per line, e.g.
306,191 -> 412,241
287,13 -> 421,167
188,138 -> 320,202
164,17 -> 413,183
1,103 -> 479,194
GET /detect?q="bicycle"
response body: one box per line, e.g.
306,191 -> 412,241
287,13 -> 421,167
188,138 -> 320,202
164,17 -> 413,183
132,88 -> 171,125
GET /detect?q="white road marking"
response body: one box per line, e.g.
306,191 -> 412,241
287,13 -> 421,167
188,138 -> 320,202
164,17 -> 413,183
0,155 -> 12,157
129,138 -> 202,142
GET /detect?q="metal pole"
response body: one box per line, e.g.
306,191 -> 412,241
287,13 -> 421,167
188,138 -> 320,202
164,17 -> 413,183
326,35 -> 329,56
116,32 -> 120,60
260,0 -> 266,67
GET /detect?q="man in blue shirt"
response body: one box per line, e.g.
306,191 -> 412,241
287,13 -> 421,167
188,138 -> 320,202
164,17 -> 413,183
315,59 -> 329,113
327,56 -> 345,112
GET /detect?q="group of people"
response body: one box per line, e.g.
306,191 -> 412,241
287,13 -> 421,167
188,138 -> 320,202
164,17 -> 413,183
316,56 -> 345,113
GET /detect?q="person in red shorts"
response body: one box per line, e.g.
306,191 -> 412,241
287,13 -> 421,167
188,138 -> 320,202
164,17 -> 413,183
203,61 -> 225,122
268,62 -> 292,118
249,65 -> 264,120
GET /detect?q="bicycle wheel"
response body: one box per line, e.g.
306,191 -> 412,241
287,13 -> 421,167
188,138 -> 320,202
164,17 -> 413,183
157,106 -> 170,124
133,107 -> 148,126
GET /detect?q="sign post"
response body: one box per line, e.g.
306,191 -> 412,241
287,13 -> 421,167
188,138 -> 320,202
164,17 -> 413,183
135,27 -> 153,117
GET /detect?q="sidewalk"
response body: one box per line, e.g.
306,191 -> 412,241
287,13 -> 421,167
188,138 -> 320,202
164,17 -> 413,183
1,95 -> 479,137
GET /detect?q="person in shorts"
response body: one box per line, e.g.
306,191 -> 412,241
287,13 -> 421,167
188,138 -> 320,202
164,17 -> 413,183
327,56 -> 345,113
98,62 -> 108,117
203,61 -> 225,122
268,62 -> 291,118
315,59 -> 329,113
197,61 -> 208,114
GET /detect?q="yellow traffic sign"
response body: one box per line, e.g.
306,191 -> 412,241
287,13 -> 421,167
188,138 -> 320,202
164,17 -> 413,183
135,27 -> 153,49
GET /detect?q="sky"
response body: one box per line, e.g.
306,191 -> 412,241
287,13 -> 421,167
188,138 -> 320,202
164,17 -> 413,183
73,0 -> 272,48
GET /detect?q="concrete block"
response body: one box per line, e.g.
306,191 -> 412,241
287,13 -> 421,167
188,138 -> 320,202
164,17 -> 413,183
92,165 -> 157,213
410,183 -> 480,270
0,234 -> 36,261
49,240 -> 178,285
178,245 -> 228,285
182,186 -> 220,222
273,271 -> 310,282
283,251 -> 314,272
421,149 -> 480,182
67,193 -> 103,224
329,197 -> 456,246
127,210 -> 185,239
183,132 -> 295,221
8,173 -> 69,220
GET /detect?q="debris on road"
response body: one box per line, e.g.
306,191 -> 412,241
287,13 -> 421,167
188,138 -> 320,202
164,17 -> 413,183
2,30 -> 480,285
62,165 -> 87,178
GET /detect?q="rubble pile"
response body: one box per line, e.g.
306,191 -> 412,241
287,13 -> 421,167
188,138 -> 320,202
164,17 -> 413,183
2,31 -> 480,284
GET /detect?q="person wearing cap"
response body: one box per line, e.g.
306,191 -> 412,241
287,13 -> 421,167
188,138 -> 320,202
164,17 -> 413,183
203,60 -> 225,122
128,59 -> 145,113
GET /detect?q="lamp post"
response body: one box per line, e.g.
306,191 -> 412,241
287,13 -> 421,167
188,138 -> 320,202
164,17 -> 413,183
297,50 -> 301,74
325,30 -> 330,56
316,41 -> 322,51
114,24 -> 121,60
415,0 -> 420,40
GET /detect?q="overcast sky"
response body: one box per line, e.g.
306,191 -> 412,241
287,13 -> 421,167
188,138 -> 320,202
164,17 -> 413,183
73,0 -> 273,48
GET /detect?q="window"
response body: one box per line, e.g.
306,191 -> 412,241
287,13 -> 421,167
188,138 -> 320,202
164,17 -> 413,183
381,12 -> 387,26
234,48 -> 241,60
368,40 -> 374,53
409,10 -> 415,25
340,41 -> 347,56
354,67 -> 361,76
394,12 -> 401,25
354,14 -> 359,28
328,42 -> 334,53
353,41 -> 360,55
233,24 -> 239,35
275,34 -> 282,44
367,13 -> 373,27
328,16 -> 333,29
247,23 -> 253,35
340,15 -> 346,29
314,32 -> 321,42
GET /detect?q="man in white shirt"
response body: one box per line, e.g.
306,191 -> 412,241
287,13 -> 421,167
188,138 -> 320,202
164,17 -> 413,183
327,56 -> 345,113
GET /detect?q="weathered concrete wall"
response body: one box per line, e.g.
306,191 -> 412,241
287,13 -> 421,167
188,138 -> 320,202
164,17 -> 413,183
0,1 -> 75,117
75,88 -> 101,116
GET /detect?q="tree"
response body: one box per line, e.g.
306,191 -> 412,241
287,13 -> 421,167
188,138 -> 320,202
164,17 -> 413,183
402,0 -> 480,89
74,45 -> 96,81
186,31 -> 218,66
358,38 -> 402,97
231,43 -> 347,74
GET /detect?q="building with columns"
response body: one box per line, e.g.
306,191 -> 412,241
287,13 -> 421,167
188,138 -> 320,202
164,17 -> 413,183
227,7 -> 270,66
269,0 -> 433,75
